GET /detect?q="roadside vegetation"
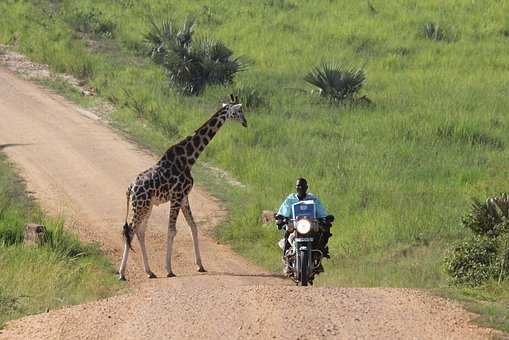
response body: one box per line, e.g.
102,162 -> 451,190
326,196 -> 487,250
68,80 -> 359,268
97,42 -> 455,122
0,153 -> 121,328
1,0 -> 508,331
445,193 -> 509,287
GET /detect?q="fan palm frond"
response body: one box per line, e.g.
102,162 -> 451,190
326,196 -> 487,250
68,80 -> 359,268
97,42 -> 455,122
144,18 -> 178,63
176,16 -> 195,48
193,38 -> 245,85
304,63 -> 366,103
144,17 -> 245,95
463,193 -> 509,237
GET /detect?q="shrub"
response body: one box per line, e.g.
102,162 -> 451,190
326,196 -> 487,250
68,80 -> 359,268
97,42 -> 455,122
144,17 -> 244,95
445,235 -> 498,285
304,63 -> 367,104
462,194 -> 509,237
144,17 -> 194,65
445,193 -> 509,285
192,39 -> 243,85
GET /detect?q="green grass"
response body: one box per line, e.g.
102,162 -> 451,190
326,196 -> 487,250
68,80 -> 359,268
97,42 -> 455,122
439,282 -> 509,333
0,154 -> 121,328
1,0 -> 509,331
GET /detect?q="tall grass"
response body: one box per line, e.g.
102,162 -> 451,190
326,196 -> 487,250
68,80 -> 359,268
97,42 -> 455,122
0,154 -> 121,328
1,0 -> 509,292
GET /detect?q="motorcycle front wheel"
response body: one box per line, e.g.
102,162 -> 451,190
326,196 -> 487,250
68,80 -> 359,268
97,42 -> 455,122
297,249 -> 310,286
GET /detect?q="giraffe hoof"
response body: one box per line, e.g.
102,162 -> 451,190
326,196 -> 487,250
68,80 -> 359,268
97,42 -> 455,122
198,267 -> 207,273
118,275 -> 127,281
167,272 -> 176,278
148,272 -> 157,279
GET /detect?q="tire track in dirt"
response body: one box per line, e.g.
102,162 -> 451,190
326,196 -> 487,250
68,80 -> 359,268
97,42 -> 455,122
0,67 -> 498,339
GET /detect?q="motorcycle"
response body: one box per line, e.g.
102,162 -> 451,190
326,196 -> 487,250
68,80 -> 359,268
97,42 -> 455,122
276,200 -> 333,286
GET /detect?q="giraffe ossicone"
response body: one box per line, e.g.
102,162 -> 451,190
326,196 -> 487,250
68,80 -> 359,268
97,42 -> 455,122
118,95 -> 247,280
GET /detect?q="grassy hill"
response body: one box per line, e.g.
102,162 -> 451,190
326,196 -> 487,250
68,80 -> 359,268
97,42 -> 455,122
2,0 -> 509,321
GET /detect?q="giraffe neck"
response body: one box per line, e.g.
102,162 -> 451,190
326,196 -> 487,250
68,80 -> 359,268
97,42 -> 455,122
160,109 -> 227,169
187,111 -> 227,165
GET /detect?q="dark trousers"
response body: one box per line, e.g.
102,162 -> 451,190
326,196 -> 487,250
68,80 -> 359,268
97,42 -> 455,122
318,227 -> 332,256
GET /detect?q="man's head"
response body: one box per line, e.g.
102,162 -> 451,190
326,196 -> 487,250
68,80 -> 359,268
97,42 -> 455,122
295,177 -> 308,198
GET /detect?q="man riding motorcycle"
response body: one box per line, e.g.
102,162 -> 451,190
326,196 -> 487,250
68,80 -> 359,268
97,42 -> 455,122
275,178 -> 334,274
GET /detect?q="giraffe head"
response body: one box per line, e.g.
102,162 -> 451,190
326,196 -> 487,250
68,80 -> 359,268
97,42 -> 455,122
222,94 -> 247,127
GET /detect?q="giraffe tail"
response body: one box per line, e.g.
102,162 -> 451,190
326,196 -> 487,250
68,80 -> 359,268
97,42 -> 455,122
123,222 -> 134,251
123,184 -> 135,251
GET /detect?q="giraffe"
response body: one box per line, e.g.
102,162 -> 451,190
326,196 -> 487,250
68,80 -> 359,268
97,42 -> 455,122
118,95 -> 247,280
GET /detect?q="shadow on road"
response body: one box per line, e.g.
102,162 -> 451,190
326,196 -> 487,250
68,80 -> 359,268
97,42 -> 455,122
163,270 -> 289,280
204,271 -> 289,280
0,143 -> 32,151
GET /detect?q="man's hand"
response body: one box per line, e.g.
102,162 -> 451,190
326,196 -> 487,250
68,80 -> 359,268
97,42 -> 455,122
275,214 -> 287,230
319,215 -> 334,228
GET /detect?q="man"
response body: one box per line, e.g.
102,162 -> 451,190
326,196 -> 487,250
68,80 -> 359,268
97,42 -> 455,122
275,178 -> 334,268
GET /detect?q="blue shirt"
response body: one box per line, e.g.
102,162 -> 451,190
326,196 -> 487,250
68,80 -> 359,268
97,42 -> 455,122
277,193 -> 328,218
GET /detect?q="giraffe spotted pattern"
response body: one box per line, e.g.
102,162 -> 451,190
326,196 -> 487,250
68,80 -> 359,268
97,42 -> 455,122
118,95 -> 247,280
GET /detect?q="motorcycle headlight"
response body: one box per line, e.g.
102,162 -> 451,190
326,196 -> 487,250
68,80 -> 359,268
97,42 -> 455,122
296,219 -> 311,234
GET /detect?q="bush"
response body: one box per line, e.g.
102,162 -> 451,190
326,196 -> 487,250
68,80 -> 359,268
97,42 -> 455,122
144,17 -> 244,95
304,63 -> 367,104
463,194 -> 509,237
445,235 -> 498,285
144,17 -> 194,65
193,39 -> 243,85
445,193 -> 509,285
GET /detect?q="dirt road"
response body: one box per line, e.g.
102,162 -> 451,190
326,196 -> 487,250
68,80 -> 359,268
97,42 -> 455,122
0,65 -> 498,339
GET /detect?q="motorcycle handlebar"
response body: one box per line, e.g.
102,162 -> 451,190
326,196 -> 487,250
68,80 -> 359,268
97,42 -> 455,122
275,216 -> 333,230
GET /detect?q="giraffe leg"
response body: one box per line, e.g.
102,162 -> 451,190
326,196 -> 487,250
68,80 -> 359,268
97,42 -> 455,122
136,212 -> 156,278
166,199 -> 181,277
118,223 -> 135,281
118,237 -> 130,281
181,196 -> 205,272
119,205 -> 150,280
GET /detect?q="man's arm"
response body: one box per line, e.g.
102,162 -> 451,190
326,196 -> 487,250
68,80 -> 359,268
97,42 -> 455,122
276,195 -> 292,218
275,197 -> 292,230
314,196 -> 328,218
